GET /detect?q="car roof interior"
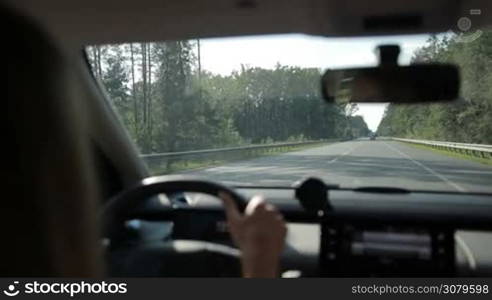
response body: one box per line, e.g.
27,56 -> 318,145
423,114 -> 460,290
6,0 -> 492,49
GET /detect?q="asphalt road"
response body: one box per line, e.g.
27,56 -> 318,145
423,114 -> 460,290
188,139 -> 492,193
186,139 -> 492,273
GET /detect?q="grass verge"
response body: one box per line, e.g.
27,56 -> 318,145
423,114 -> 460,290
148,142 -> 331,175
403,142 -> 492,166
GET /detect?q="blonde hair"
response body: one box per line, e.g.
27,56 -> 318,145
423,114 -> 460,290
4,5 -> 102,277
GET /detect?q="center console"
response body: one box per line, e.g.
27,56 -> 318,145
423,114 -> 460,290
319,222 -> 455,276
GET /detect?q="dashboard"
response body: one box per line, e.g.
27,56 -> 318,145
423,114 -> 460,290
117,184 -> 492,277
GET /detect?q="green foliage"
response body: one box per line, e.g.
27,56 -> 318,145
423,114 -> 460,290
377,30 -> 492,144
87,41 -> 371,155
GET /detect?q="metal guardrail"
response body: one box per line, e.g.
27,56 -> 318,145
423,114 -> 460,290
141,139 -> 337,172
391,137 -> 492,159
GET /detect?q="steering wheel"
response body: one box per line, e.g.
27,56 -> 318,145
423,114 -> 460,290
103,175 -> 248,277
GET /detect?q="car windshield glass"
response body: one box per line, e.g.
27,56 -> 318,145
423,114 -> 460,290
86,31 -> 492,193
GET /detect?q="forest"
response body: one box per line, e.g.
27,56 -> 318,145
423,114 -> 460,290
87,41 -> 370,154
377,30 -> 492,144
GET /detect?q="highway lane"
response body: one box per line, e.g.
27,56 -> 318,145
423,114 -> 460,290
185,139 -> 492,273
187,139 -> 492,193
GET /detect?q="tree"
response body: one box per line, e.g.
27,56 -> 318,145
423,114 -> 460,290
89,41 -> 372,155
377,31 -> 492,144
101,46 -> 131,125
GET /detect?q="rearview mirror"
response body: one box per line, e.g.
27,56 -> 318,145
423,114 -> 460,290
321,45 -> 460,103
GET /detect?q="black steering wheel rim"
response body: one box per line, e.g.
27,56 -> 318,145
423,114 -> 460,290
103,175 -> 248,240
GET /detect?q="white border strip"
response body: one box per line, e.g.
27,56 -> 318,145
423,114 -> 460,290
456,234 -> 477,271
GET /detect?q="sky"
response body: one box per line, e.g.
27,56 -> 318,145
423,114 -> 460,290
198,33 -> 432,131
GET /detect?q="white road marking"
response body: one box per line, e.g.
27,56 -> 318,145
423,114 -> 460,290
383,142 -> 467,192
308,144 -> 360,179
455,234 -> 477,271
327,146 -> 358,164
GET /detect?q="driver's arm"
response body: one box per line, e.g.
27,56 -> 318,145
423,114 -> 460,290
220,192 -> 287,278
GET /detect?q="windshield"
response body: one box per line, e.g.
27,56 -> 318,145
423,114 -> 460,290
86,32 -> 492,193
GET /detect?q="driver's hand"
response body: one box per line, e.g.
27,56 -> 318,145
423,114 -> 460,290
219,192 -> 287,278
